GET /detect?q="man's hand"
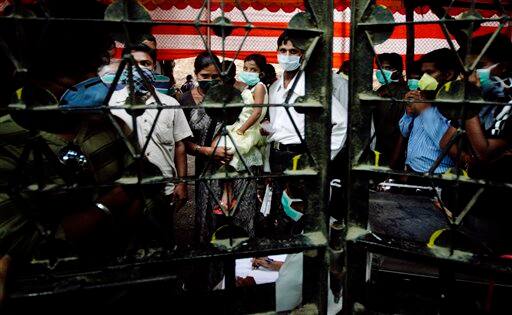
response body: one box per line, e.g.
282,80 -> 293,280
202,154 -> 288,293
404,90 -> 424,102
236,276 -> 256,287
405,90 -> 429,115
172,182 -> 188,211
251,257 -> 283,271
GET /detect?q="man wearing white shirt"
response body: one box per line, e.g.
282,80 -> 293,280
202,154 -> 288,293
109,44 -> 192,213
265,32 -> 348,313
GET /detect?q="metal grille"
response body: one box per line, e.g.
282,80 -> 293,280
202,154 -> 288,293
0,0 -> 333,312
346,0 -> 512,313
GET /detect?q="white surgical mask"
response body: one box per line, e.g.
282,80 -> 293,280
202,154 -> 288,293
278,54 -> 301,72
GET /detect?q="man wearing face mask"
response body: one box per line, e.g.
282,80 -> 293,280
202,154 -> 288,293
373,53 -> 408,169
440,34 -> 512,178
263,32 -> 308,232
437,35 -> 512,255
109,44 -> 193,218
399,48 -> 461,174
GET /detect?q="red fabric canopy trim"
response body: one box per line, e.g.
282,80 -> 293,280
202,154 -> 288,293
6,0 -> 508,16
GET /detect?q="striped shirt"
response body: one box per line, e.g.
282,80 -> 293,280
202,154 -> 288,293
399,106 -> 454,174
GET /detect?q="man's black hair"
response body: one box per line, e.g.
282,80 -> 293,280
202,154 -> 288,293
420,48 -> 461,79
470,34 -> 512,64
376,53 -> 403,73
141,33 -> 157,43
277,31 -> 306,52
126,43 -> 157,64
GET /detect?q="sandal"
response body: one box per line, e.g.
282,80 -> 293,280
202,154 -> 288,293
213,202 -> 228,215
229,198 -> 238,211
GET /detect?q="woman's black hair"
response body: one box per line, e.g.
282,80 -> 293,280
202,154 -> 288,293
194,51 -> 220,74
244,53 -> 276,86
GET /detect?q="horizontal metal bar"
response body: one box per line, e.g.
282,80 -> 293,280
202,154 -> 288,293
4,102 -> 325,112
352,164 -> 512,189
1,171 -> 319,193
10,232 -> 326,298
358,16 -> 509,28
348,231 -> 512,275
0,16 -> 325,34
358,93 -> 512,107
11,274 -> 178,299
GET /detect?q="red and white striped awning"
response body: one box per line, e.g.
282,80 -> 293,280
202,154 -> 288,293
148,6 -> 504,68
1,0 -> 507,68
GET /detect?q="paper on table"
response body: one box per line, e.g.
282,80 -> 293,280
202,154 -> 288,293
235,254 -> 287,284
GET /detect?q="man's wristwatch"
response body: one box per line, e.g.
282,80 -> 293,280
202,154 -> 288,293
94,202 -> 113,217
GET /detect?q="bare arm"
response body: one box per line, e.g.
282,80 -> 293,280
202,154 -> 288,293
184,138 -> 234,164
173,140 -> 188,210
174,140 -> 187,179
61,185 -> 138,241
237,84 -> 265,134
439,125 -> 460,159
465,116 -> 507,161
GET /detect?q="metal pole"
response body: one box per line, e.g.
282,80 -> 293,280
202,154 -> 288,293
405,3 -> 415,79
344,0 -> 374,313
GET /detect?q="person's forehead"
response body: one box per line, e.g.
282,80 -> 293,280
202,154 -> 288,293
471,55 -> 494,67
198,64 -> 219,73
381,60 -> 392,68
421,62 -> 436,71
278,40 -> 298,50
132,51 -> 152,61
245,60 -> 258,67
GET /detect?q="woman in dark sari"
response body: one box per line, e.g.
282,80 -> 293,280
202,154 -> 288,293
180,52 -> 258,244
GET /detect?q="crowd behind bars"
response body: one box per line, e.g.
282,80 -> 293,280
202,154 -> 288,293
0,0 -> 511,311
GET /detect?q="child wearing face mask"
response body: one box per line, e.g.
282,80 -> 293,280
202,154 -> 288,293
214,54 -> 275,212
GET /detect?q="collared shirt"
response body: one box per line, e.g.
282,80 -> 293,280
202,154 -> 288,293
331,74 -> 348,160
109,88 -> 192,195
399,106 -> 454,174
268,72 -> 306,145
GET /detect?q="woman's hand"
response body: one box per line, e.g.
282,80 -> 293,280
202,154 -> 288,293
204,146 -> 234,164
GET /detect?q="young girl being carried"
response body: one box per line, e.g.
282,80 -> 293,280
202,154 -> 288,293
214,54 -> 276,213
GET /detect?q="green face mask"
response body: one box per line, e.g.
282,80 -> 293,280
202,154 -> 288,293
281,190 -> 303,222
418,73 -> 439,91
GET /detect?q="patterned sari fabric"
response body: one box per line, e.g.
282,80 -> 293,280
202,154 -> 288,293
180,91 -> 258,244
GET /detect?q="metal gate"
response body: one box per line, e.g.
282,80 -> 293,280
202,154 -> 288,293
0,0 -> 333,313
345,0 -> 512,314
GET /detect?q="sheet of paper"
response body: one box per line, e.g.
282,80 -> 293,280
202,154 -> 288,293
235,254 -> 287,284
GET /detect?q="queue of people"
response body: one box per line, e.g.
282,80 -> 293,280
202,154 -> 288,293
0,1 -> 511,312
372,35 -> 512,255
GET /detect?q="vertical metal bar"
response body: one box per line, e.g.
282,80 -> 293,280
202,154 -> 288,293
299,0 -> 332,312
223,256 -> 236,314
206,0 -> 211,50
344,0 -> 373,313
303,248 -> 328,314
405,3 -> 415,79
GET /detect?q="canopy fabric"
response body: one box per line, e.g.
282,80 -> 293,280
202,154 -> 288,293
5,0 -> 512,16
0,0 -> 506,68
147,6 -> 502,68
